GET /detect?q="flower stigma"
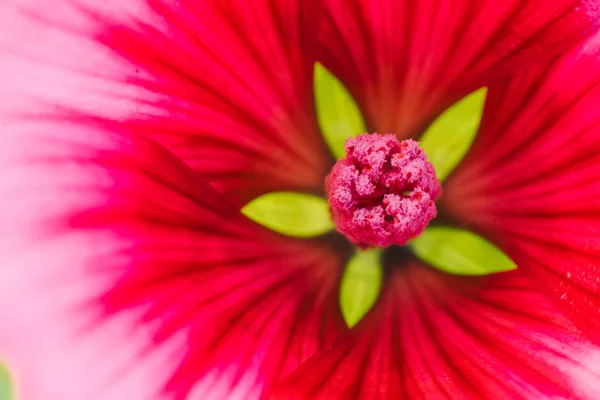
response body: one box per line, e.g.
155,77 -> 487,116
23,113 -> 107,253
326,133 -> 441,249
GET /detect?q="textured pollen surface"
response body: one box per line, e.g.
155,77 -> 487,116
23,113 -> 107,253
326,134 -> 441,248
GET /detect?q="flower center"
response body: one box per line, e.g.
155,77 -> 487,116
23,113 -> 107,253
325,133 -> 441,249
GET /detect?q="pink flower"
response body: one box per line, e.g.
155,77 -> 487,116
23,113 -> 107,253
2,0 -> 600,399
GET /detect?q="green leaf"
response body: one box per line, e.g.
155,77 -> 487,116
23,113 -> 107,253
339,249 -> 383,327
242,192 -> 333,237
314,62 -> 366,159
0,363 -> 13,400
410,227 -> 516,276
420,88 -> 487,181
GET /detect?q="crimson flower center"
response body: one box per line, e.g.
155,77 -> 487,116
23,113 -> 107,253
325,133 -> 441,248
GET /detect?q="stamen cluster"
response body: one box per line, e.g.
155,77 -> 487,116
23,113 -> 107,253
326,134 -> 441,248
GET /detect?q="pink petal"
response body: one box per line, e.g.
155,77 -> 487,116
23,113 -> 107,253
273,254 -> 600,399
443,34 -> 600,339
0,121 -> 350,399
319,0 -> 600,137
1,0 -> 332,205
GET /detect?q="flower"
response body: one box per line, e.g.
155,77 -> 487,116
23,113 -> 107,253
2,0 -> 600,399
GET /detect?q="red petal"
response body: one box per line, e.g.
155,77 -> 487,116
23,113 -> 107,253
0,121 -> 349,399
319,0 -> 600,137
273,255 -> 600,399
2,0 -> 332,205
443,34 -> 600,338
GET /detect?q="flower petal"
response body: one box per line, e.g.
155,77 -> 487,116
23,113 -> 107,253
319,0 -> 600,137
2,0 -> 332,205
443,34 -> 600,338
273,253 -> 600,399
0,121 -> 350,399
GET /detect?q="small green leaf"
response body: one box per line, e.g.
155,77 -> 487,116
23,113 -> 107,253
314,62 -> 367,159
242,192 -> 333,237
0,363 -> 13,400
410,227 -> 516,276
339,249 -> 383,327
420,88 -> 487,181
